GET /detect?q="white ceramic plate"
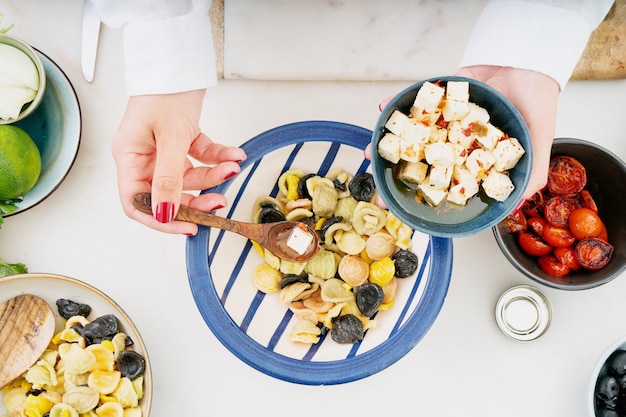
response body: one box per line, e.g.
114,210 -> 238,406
0,273 -> 151,416
8,49 -> 81,215
186,121 -> 453,385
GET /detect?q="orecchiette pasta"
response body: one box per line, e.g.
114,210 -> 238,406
250,168 -> 420,345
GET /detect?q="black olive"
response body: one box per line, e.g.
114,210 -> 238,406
279,274 -> 309,289
332,177 -> 347,192
331,314 -> 364,344
83,314 -> 119,342
610,350 -> 626,376
597,408 -> 620,417
597,375 -> 620,407
56,299 -> 91,320
297,173 -> 316,200
355,283 -> 384,317
319,216 -> 343,237
392,250 -> 419,278
348,172 -> 375,202
257,207 -> 286,223
117,350 -> 146,379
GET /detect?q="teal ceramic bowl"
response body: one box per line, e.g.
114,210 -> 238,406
0,34 -> 46,124
6,49 -> 81,215
371,76 -> 532,238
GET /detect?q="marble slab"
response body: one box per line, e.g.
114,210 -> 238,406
223,0 -> 487,81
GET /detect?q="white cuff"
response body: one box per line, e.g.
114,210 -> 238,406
460,1 -> 597,90
122,12 -> 217,96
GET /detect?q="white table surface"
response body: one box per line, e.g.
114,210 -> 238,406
1,2 -> 626,416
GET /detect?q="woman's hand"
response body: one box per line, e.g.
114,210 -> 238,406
111,89 -> 247,235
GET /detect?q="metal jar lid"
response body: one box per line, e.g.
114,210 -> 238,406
495,285 -> 552,342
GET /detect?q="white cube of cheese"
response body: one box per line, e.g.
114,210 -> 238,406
377,133 -> 401,164
450,143 -> 469,166
475,122 -> 504,151
461,102 -> 490,128
447,120 -> 475,149
446,81 -> 470,102
493,137 -> 526,171
452,165 -> 475,185
448,179 -> 480,206
465,148 -> 496,178
429,125 -> 448,143
403,120 -> 431,144
413,81 -> 445,114
482,170 -> 515,202
399,161 -> 429,184
428,163 -> 454,189
424,141 -> 455,166
410,107 -> 441,127
418,182 -> 448,207
384,110 -> 411,137
400,137 -> 424,163
442,99 -> 470,122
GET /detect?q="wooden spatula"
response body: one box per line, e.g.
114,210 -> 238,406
0,294 -> 55,389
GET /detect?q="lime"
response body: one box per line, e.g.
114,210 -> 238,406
0,125 -> 41,199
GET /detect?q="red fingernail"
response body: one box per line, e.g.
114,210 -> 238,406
211,204 -> 225,212
224,171 -> 238,180
183,233 -> 195,237
155,202 -> 175,223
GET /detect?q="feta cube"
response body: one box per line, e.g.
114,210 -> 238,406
413,81 -> 445,114
402,120 -> 431,144
429,125 -> 448,143
377,133 -> 401,164
384,110 -> 410,136
442,99 -> 470,122
424,141 -> 455,166
492,137 -> 526,171
465,149 -> 496,178
399,161 -> 429,184
452,165 -> 475,186
448,179 -> 480,206
446,81 -> 470,102
428,163 -> 454,189
400,137 -> 424,163
447,120 -> 475,149
418,182 -> 448,207
461,102 -> 490,128
450,143 -> 469,166
410,107 -> 441,127
482,170 -> 515,202
475,122 -> 504,151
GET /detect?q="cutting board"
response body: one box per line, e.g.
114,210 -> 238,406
210,0 -> 625,81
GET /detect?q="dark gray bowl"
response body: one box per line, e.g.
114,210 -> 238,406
494,138 -> 626,290
371,76 -> 532,238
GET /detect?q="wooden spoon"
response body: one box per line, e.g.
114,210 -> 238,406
132,193 -> 319,263
0,294 -> 55,390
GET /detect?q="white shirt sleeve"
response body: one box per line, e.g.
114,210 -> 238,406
91,0 -> 216,96
460,0 -> 615,90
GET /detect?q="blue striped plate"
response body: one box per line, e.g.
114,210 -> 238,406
186,121 -> 452,385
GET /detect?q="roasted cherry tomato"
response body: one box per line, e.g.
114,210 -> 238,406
547,155 -> 587,196
521,191 -> 544,218
527,217 -> 548,238
553,246 -> 581,271
544,196 -> 580,227
518,232 -> 553,257
576,237 -> 614,270
543,225 -> 576,248
578,189 -> 598,212
597,223 -> 609,242
538,254 -> 571,277
503,210 -> 527,233
568,207 -> 603,240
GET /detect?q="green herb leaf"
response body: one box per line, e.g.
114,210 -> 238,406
0,258 -> 27,278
